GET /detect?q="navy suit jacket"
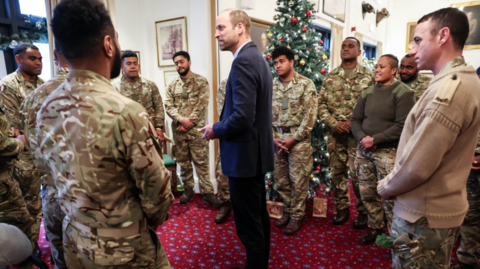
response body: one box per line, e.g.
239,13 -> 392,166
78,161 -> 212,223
213,42 -> 274,178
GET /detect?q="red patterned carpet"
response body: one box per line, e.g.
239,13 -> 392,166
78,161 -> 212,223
36,185 -> 461,269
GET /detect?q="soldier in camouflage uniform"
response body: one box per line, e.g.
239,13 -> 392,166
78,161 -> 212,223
0,107 -> 32,268
40,1 -> 174,267
20,48 -> 69,269
0,43 -> 44,256
164,51 -> 220,207
318,37 -> 373,227
398,54 -> 432,100
271,46 -> 318,235
351,55 -> 415,245
214,79 -> 231,224
111,50 -> 166,141
452,132 -> 480,269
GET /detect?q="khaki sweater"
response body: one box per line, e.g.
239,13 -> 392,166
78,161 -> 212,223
377,57 -> 480,228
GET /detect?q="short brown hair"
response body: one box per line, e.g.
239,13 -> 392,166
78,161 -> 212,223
418,7 -> 469,51
226,9 -> 251,36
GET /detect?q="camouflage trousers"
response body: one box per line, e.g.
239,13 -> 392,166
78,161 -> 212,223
215,153 -> 230,203
456,171 -> 480,266
273,134 -> 313,220
41,185 -> 67,269
327,133 -> 366,213
355,147 -> 395,231
173,130 -> 213,194
391,215 -> 460,269
0,170 -> 33,269
13,151 -> 42,244
63,216 -> 171,269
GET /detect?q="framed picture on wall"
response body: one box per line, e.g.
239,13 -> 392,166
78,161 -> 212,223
323,0 -> 346,22
155,16 -> 188,67
251,17 -> 273,54
405,22 -> 417,53
451,1 -> 480,49
164,70 -> 178,87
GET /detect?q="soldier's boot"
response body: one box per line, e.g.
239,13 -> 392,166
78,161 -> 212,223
332,208 -> 350,225
203,193 -> 222,207
180,188 -> 194,204
450,262 -> 478,269
215,202 -> 232,224
285,218 -> 303,235
275,212 -> 290,227
359,229 -> 383,245
353,213 -> 368,229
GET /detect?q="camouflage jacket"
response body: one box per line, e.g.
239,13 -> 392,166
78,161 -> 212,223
217,79 -> 227,118
36,69 -> 173,229
406,73 -> 431,100
164,72 -> 209,129
20,67 -> 69,186
272,72 -> 318,141
476,132 -> 480,155
111,74 -> 165,129
318,64 -> 374,131
0,69 -> 44,130
0,108 -> 23,172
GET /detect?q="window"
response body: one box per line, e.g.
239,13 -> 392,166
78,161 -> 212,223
312,24 -> 331,52
363,43 -> 377,60
19,0 -> 47,18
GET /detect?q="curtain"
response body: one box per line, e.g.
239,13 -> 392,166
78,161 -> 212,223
354,32 -> 363,65
330,23 -> 343,70
377,41 -> 383,59
44,0 -> 117,77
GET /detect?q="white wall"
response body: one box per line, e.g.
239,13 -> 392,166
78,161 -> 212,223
385,0 -> 480,69
115,0 -> 214,192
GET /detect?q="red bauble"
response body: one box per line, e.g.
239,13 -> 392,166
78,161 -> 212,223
291,17 -> 297,23
266,55 -> 271,60
318,40 -> 324,46
306,10 -> 312,17
320,68 -> 326,74
268,182 -> 273,187
278,38 -> 284,42
302,26 -> 307,32
316,166 -> 321,172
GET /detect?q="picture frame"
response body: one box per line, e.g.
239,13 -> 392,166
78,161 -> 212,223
405,22 -> 417,53
155,16 -> 188,67
451,1 -> 480,50
323,0 -> 346,22
250,18 -> 273,54
164,70 -> 178,87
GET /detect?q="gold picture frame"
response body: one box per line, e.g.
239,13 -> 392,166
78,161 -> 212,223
163,70 -> 178,87
451,1 -> 480,50
405,22 -> 417,53
155,16 -> 188,67
250,18 -> 273,54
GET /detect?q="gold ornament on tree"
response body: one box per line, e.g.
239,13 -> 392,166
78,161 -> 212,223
300,59 -> 306,65
267,32 -> 273,39
321,54 -> 328,61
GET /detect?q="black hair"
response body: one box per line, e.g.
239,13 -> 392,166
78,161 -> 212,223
14,43 -> 39,56
121,50 -> 138,61
172,51 -> 190,61
51,0 -> 115,60
271,46 -> 294,61
403,53 -> 413,58
345,37 -> 361,48
418,7 -> 469,50
380,54 -> 399,69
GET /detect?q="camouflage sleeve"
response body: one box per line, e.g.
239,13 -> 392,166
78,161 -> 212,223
150,82 -> 165,129
164,81 -> 181,124
318,77 -> 338,131
114,103 -> 174,228
189,80 -> 210,126
0,129 -> 23,156
111,78 -> 121,92
0,84 -> 22,130
476,132 -> 480,155
293,81 -> 318,141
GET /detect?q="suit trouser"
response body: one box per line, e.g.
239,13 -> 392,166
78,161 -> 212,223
215,153 -> 230,203
229,175 -> 270,269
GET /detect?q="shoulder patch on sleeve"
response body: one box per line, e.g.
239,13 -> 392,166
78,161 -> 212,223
433,74 -> 460,106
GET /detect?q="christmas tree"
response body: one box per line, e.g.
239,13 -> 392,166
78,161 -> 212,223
265,0 -> 332,201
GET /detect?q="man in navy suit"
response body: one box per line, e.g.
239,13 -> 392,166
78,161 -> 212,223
199,8 -> 274,269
